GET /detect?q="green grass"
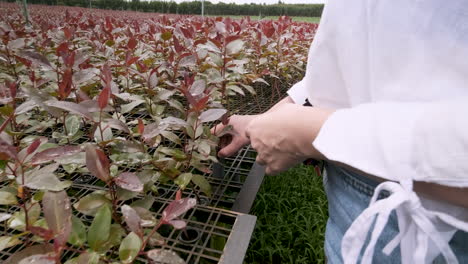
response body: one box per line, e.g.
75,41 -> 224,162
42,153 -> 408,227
207,15 -> 321,23
245,164 -> 328,264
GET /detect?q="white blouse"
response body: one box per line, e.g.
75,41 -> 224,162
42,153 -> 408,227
287,0 -> 468,263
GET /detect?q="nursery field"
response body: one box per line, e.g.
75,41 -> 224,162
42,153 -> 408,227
0,2 -> 319,263
212,16 -> 321,24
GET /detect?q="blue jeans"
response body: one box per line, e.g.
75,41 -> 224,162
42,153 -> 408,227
323,163 -> 468,264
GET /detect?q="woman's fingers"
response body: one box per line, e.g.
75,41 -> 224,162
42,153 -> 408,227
218,137 -> 247,158
211,123 -> 225,136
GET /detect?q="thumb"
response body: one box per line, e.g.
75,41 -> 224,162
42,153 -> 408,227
211,123 -> 225,136
218,137 -> 246,158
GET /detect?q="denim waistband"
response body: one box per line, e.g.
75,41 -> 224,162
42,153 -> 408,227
329,163 -> 390,200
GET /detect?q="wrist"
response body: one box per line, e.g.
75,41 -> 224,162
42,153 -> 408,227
299,107 -> 335,159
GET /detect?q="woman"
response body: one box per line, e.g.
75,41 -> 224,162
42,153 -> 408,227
214,0 -> 468,263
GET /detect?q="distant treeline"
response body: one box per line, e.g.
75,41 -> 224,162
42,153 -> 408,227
4,0 -> 324,17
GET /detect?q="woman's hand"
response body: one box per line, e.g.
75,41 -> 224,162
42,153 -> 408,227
212,115 -> 257,158
246,103 -> 334,175
212,96 -> 296,158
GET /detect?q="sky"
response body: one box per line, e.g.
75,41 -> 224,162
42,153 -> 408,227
179,0 -> 326,4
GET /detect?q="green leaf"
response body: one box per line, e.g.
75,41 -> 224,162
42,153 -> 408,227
120,100 -> 144,114
199,109 -> 227,123
146,231 -> 165,247
98,224 -> 125,253
130,196 -> 155,210
147,249 -> 185,264
65,115 -> 81,137
73,192 -> 111,216
0,236 -> 21,251
68,216 -> 87,247
63,257 -> 79,264
119,232 -> 142,263
88,204 -> 111,251
227,84 -> 245,96
8,202 -> 41,231
192,174 -> 212,197
160,131 -> 181,145
18,253 -> 55,264
44,100 -> 92,120
116,186 -> 140,201
161,31 -> 172,41
19,163 -> 71,191
0,213 -> 11,222
4,244 -> 53,263
42,190 -> 72,247
179,54 -> 197,68
241,84 -> 256,95
0,189 -> 18,205
76,251 -> 100,264
93,124 -> 113,142
158,147 -> 187,161
133,207 -> 157,227
174,173 -> 192,190
226,39 -> 244,55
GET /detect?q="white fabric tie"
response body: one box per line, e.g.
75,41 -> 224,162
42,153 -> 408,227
341,181 -> 468,264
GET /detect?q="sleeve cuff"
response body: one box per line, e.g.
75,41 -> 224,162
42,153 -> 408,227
287,80 -> 308,105
312,102 -> 426,182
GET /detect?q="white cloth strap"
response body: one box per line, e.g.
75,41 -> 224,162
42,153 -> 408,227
341,181 -> 468,264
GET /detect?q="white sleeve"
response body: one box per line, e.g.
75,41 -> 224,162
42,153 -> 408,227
287,79 -> 308,105
313,98 -> 468,187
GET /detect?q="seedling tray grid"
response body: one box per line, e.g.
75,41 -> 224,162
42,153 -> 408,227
0,181 -> 256,264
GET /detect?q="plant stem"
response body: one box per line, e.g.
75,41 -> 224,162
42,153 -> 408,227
98,109 -> 104,141
140,221 -> 163,254
62,113 -> 70,144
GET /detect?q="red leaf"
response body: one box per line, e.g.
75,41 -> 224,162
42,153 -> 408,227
180,27 -> 193,39
44,100 -> 93,120
56,42 -> 69,57
63,27 -> 72,40
173,36 -> 183,54
121,205 -> 142,237
168,220 -> 186,230
98,87 -> 110,110
58,68 -> 72,99
19,50 -> 53,70
114,172 -> 143,192
29,226 -> 54,241
225,35 -> 240,44
42,191 -> 72,248
101,64 -> 112,85
7,81 -> 17,99
85,145 -> 110,182
137,118 -> 144,134
0,116 -> 12,134
31,146 -> 82,165
175,189 -> 182,201
0,138 -> 17,161
127,37 -> 137,50
194,95 -> 210,112
63,51 -> 75,68
126,56 -> 140,67
15,55 -> 31,67
161,198 -> 196,223
27,138 -> 42,155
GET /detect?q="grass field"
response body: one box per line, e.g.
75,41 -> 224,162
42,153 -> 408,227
245,165 -> 328,264
208,15 -> 321,23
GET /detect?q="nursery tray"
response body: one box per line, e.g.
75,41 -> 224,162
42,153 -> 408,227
0,183 -> 256,264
